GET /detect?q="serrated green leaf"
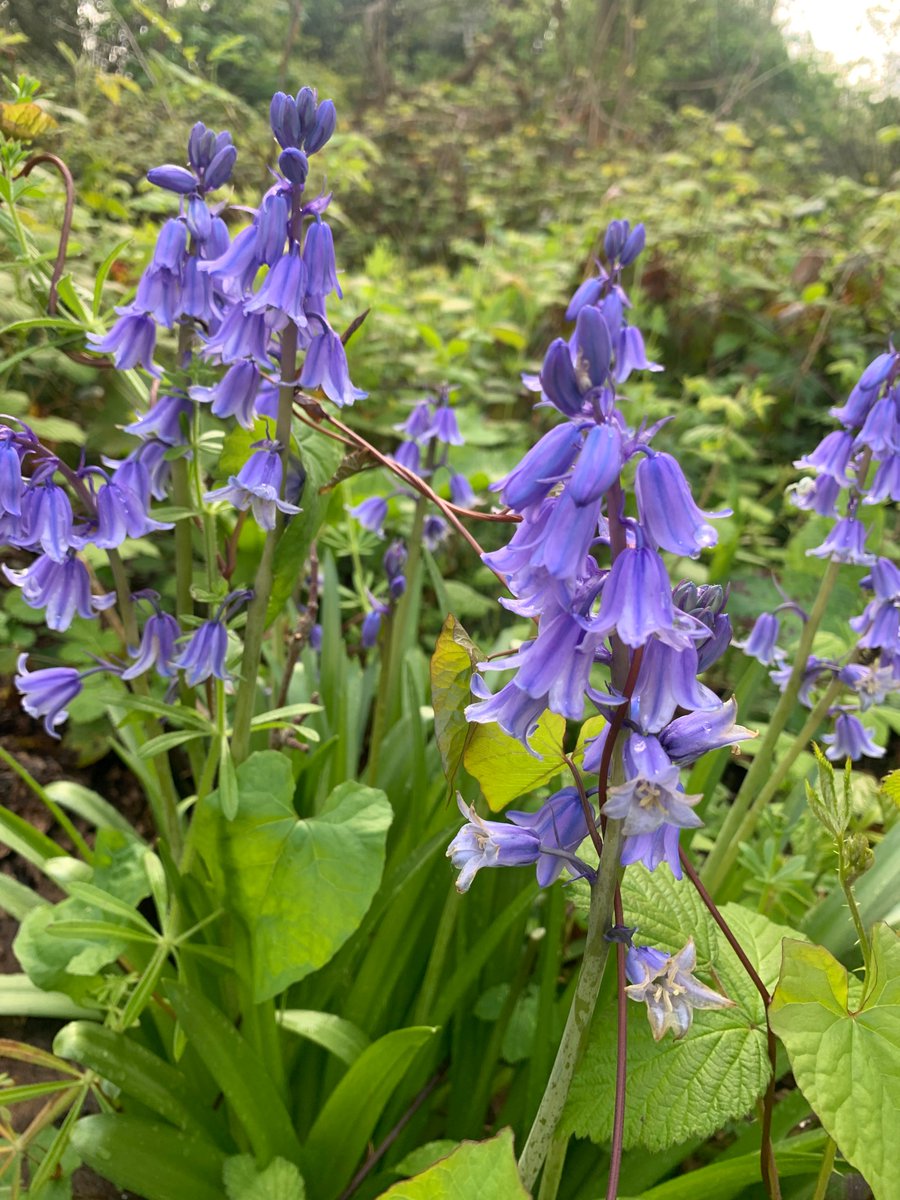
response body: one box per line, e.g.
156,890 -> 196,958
377,1129 -> 528,1198
430,615 -> 485,791
464,709 -> 567,812
563,866 -> 797,1151
224,1155 -> 306,1200
880,769 -> 900,811
194,751 -> 392,1000
770,925 -> 900,1200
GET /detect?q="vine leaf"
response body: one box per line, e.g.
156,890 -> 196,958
376,1129 -> 528,1198
770,925 -> 900,1200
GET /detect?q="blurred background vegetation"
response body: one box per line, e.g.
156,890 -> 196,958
1,0 -> 899,674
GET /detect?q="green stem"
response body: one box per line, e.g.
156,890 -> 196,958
518,818 -> 624,1190
231,323 -> 298,764
0,745 -> 92,862
701,558 -> 842,895
838,844 -> 871,977
171,459 -> 195,620
536,1133 -> 569,1200
811,1137 -> 836,1200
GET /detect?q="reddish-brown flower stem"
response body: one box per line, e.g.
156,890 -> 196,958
597,646 -> 644,811
564,753 -> 603,861
678,847 -> 781,1199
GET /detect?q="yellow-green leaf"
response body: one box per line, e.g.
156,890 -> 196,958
464,710 -> 566,812
0,102 -> 57,139
377,1129 -> 528,1199
430,616 -> 484,790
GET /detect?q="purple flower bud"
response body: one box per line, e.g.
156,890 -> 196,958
574,305 -> 611,390
395,400 -> 434,440
604,219 -> 628,262
427,405 -> 464,447
279,147 -> 309,187
203,144 -> 237,191
568,422 -> 622,506
540,339 -> 584,417
565,276 -> 603,320
383,539 -> 407,581
173,620 -> 230,688
349,495 -> 388,536
635,452 -> 723,558
305,99 -> 336,154
423,514 -> 449,551
823,711 -> 884,761
619,222 -> 646,266
392,440 -> 421,473
295,87 -> 317,135
186,197 -> 212,243
361,598 -> 388,649
188,123 -> 216,172
271,92 -> 301,149
19,482 -> 73,562
0,437 -> 23,516
152,219 -> 187,272
15,654 -> 84,737
147,164 -> 198,194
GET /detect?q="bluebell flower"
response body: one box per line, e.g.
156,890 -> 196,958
864,454 -> 900,505
146,164 -> 198,194
91,476 -> 174,550
447,795 -> 543,893
18,482 -> 74,562
186,196 -> 213,243
278,147 -> 309,188
303,220 -> 342,298
148,125 -> 235,195
587,546 -> 684,649
533,490 -> 602,583
361,595 -> 388,649
830,350 -> 898,428
423,514 -> 450,551
383,540 -> 407,598
506,787 -> 592,886
349,495 -> 388,536
173,620 -> 231,688
565,274 -> 604,320
853,394 -> 900,460
122,611 -> 181,681
734,611 -> 784,666
540,339 -> 586,417
635,452 -> 724,558
464,674 -> 548,748
807,516 -> 875,565
770,655 -> 831,707
299,329 -> 366,406
87,311 -> 158,375
823,711 -> 884,762
395,400 -> 434,440
625,939 -> 734,1041
203,306 -> 273,366
0,434 -> 23,516
392,440 -> 421,473
620,822 -> 683,878
244,246 -> 308,326
427,405 -> 464,447
659,698 -> 754,766
630,638 -> 719,734
568,423 -> 622,506
204,442 -> 301,531
838,663 -> 896,711
3,554 -> 114,632
15,654 -> 85,737
191,361 -> 263,429
602,733 -> 703,837
789,473 -> 842,518
794,430 -> 855,483
449,472 -> 475,508
125,392 -> 192,446
490,422 -> 583,512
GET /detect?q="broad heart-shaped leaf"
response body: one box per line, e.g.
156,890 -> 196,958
769,925 -> 900,1200
13,827 -> 150,1003
224,1155 -> 306,1200
376,1129 -> 528,1199
194,750 -> 391,1001
562,865 -> 799,1151
464,710 -> 567,812
430,615 -> 485,791
267,422 -> 344,624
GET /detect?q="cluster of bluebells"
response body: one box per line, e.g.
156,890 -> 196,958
446,220 -> 740,1037
737,349 -> 900,760
347,387 -> 474,642
5,91 -> 363,737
